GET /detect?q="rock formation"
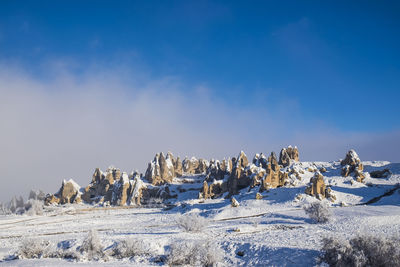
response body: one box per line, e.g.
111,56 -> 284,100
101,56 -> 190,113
45,148 -> 300,206
145,152 -> 209,185
340,150 -> 365,182
279,146 -> 300,167
305,172 -> 326,200
45,179 -> 82,205
82,167 -> 119,203
305,172 -> 336,201
58,179 -> 82,204
200,180 -> 226,199
370,169 -> 391,178
231,197 -> 240,207
174,156 -> 183,177
227,151 -> 251,196
261,152 -> 288,190
145,152 -> 175,185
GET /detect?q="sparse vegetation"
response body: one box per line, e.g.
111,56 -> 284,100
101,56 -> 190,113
321,235 -> 400,267
79,230 -> 105,260
17,238 -> 50,259
303,201 -> 331,223
168,240 -> 224,267
24,199 -> 44,216
111,238 -> 153,259
176,213 -> 209,232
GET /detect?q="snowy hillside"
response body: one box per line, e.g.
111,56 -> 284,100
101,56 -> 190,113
0,149 -> 399,266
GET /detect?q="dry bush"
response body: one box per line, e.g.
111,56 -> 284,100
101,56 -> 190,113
321,235 -> 400,267
17,238 -> 50,259
176,213 -> 209,232
79,230 -> 104,260
303,201 -> 331,223
24,199 -> 44,216
168,240 -> 224,267
111,238 -> 153,259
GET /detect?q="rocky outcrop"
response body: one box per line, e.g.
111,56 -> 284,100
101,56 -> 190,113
205,158 -> 232,181
182,157 -> 209,174
370,169 -> 391,178
145,152 -> 209,185
227,151 -> 251,196
46,148 -> 299,206
174,157 -> 183,177
57,179 -> 82,204
261,152 -> 288,190
305,172 -> 326,199
231,197 -> 240,207
145,152 -> 175,185
200,180 -> 226,199
44,179 -> 81,205
340,150 -> 365,182
305,172 -> 336,201
44,194 -> 60,205
279,146 -> 300,167
82,167 -> 119,203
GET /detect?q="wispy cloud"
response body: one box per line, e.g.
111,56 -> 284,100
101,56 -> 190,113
0,61 -> 398,202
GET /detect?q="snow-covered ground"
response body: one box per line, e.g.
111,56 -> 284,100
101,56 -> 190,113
0,161 -> 399,266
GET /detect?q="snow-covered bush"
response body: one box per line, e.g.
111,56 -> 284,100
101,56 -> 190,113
144,197 -> 165,208
176,213 -> 209,232
46,247 -> 80,261
0,202 -> 11,215
79,230 -> 104,260
111,238 -> 153,259
303,201 -> 331,223
17,238 -> 50,259
321,235 -> 400,267
24,199 -> 44,216
16,238 -> 80,261
168,240 -> 224,266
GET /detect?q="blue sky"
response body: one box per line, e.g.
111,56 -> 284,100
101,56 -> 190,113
0,1 -> 399,200
1,0 -> 399,131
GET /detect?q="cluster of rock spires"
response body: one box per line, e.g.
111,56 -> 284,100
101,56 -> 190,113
43,146 -> 375,207
200,147 -> 299,199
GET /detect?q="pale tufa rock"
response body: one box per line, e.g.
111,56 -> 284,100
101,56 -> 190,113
278,146 -> 300,167
231,197 -> 240,207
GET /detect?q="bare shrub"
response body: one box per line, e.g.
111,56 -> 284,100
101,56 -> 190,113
303,201 -> 331,223
47,248 -> 80,261
24,199 -> 44,216
0,202 -> 11,215
144,197 -> 165,208
79,230 -> 104,260
168,240 -> 224,267
176,213 -> 209,232
111,238 -> 153,259
321,235 -> 400,267
17,238 -> 50,259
